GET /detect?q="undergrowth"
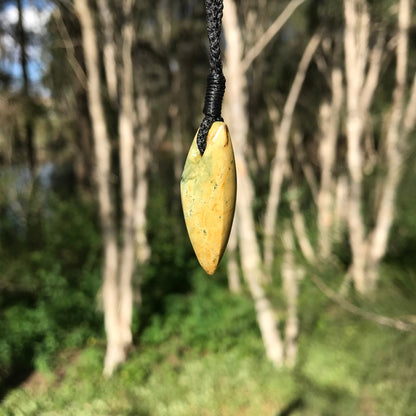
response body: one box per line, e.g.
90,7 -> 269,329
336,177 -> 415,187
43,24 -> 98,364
1,273 -> 416,416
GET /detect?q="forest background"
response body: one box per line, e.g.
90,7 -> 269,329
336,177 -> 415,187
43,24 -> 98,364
1,0 -> 416,415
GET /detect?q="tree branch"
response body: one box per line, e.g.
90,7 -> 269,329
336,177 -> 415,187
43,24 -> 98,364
310,273 -> 416,332
361,31 -> 385,114
263,32 -> 320,272
241,0 -> 306,73
53,8 -> 87,88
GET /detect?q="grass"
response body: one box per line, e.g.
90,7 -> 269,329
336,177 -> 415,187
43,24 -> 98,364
2,281 -> 416,416
1,343 -> 295,416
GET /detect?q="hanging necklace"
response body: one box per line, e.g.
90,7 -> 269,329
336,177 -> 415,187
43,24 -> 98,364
180,0 -> 237,275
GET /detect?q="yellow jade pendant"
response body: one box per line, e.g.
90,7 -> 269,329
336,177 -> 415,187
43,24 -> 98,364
181,122 -> 237,275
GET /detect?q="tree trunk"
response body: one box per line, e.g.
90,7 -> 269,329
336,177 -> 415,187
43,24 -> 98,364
118,0 -> 137,353
223,0 -> 284,367
226,221 -> 241,294
135,92 -> 151,265
282,225 -> 301,368
343,0 -> 411,294
366,0 -> 412,288
74,0 -> 122,376
17,0 -> 36,175
343,0 -> 374,294
317,67 -> 343,257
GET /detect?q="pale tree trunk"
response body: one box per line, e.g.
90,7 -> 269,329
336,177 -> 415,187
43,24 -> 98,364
344,0 -> 369,294
117,0 -> 136,362
223,0 -> 284,367
281,225 -> 301,368
241,0 -> 306,72
263,32 -> 321,274
97,0 -> 118,104
226,220 -> 241,294
135,92 -> 151,265
74,0 -> 122,375
317,67 -> 343,258
366,0 -> 414,287
343,0 -> 383,294
17,0 -> 36,176
344,0 -> 414,294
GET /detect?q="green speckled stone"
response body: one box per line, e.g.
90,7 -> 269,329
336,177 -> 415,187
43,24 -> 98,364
181,122 -> 237,275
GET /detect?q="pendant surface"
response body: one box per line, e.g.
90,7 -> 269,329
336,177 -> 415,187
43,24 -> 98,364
181,122 -> 237,275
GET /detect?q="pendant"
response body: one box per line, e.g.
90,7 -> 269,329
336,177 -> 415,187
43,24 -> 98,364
180,122 -> 237,275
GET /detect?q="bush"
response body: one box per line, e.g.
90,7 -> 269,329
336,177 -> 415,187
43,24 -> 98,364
141,273 -> 260,356
0,196 -> 102,393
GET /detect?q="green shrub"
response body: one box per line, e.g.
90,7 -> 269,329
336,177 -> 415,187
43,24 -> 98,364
0,196 -> 102,390
141,273 -> 260,356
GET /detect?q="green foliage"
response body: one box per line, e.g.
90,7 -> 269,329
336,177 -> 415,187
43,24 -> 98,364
2,283 -> 416,416
0,269 -> 294,416
294,310 -> 416,416
141,275 -> 260,356
0,343 -> 295,416
0,196 -> 102,390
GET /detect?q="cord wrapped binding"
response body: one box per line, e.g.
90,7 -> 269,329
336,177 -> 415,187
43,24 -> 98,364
197,73 -> 226,154
197,0 -> 226,155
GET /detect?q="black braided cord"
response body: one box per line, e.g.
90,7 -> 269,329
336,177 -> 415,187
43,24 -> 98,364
197,0 -> 226,155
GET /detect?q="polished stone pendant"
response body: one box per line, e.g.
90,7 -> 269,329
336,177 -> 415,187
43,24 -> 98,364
181,122 -> 237,275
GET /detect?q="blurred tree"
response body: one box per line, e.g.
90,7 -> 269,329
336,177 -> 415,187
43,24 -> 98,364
74,0 -> 121,375
16,0 -> 36,175
222,0 -> 308,367
342,0 -> 416,293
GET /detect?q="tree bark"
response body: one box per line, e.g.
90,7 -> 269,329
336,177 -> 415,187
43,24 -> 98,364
226,220 -> 241,294
135,92 -> 151,265
343,0 -> 412,293
282,225 -> 301,368
366,0 -> 412,287
74,0 -> 122,376
223,0 -> 284,367
118,0 -> 137,354
343,0 -> 375,293
317,67 -> 343,257
17,0 -> 36,175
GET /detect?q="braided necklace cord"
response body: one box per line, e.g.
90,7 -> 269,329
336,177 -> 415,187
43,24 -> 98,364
197,0 -> 226,155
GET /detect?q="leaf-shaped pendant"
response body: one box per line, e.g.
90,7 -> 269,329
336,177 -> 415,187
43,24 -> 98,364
181,122 -> 237,275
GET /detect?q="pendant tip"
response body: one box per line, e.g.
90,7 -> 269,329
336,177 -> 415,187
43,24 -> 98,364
203,266 -> 217,276
199,257 -> 220,275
